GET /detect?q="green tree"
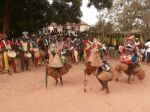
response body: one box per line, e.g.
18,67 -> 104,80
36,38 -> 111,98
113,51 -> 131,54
0,0 -> 54,34
105,0 -> 150,37
0,0 -> 112,35
87,0 -> 112,10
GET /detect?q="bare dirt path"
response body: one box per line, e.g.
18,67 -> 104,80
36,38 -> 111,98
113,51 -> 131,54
0,60 -> 150,112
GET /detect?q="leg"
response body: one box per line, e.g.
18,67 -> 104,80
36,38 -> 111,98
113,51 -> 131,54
127,64 -> 133,83
84,69 -> 87,92
94,67 -> 99,76
104,81 -> 110,94
96,75 -> 105,90
45,68 -> 48,89
31,52 -> 34,64
132,73 -> 135,81
20,52 -> 25,71
11,59 -> 18,73
0,53 -> 4,74
60,76 -> 63,86
80,52 -> 84,61
127,74 -> 132,84
55,78 -> 58,86
146,52 -> 150,64
74,51 -> 78,63
4,51 -> 11,75
34,58 -> 38,67
26,59 -> 29,70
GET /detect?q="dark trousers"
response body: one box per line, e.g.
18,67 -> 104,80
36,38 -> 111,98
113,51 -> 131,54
79,51 -> 84,60
147,52 -> 150,63
31,52 -> 34,64
20,51 -> 29,71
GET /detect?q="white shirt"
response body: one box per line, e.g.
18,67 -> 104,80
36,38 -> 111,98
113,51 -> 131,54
140,48 -> 146,54
145,41 -> 150,52
135,41 -> 140,46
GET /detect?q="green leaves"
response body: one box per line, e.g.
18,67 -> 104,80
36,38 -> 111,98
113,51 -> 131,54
0,0 -> 113,35
87,0 -> 112,10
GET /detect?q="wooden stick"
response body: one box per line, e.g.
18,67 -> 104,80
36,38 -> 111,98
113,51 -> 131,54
84,69 -> 87,92
45,66 -> 48,89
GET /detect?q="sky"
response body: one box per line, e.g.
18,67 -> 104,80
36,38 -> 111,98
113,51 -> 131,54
81,0 -> 99,26
48,0 -> 99,26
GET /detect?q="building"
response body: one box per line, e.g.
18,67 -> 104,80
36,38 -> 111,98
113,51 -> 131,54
41,21 -> 90,35
64,21 -> 90,32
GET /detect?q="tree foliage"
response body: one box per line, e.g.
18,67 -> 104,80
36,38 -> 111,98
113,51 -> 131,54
0,0 -> 112,35
95,20 -> 113,34
87,0 -> 112,10
96,0 -> 150,37
118,0 -> 150,32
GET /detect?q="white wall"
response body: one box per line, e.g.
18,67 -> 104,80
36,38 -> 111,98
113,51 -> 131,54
56,26 -> 63,32
80,25 -> 89,32
48,26 -> 53,31
66,25 -> 71,30
42,27 -> 49,35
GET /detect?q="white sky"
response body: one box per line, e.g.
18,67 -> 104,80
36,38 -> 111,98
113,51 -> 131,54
81,0 -> 99,25
48,0 -> 99,25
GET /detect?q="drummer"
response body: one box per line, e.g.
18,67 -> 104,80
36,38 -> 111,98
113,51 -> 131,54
18,36 -> 30,71
42,35 -> 49,63
0,34 -> 4,74
1,34 -> 12,74
9,38 -> 19,73
30,37 -> 39,66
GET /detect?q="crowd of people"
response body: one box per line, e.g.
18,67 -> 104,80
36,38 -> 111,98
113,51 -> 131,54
0,31 -> 149,76
119,35 -> 150,65
0,31 -> 106,75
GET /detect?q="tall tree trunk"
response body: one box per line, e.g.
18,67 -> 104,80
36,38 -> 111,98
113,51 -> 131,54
2,0 -> 11,33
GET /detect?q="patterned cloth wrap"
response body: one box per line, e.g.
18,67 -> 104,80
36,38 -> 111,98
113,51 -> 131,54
120,54 -> 138,64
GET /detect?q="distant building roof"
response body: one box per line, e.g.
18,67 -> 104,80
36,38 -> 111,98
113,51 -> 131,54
78,21 -> 90,26
50,22 -> 57,27
65,21 -> 90,26
49,21 -> 90,27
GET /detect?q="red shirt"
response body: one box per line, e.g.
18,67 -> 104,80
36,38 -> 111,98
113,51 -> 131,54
82,40 -> 88,45
1,40 -> 13,49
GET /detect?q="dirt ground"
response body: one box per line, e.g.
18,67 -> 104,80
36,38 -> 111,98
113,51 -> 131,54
0,59 -> 150,112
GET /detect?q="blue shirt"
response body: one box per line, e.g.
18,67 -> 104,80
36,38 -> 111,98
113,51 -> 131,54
131,55 -> 138,63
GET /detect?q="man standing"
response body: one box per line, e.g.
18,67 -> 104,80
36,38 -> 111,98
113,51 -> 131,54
18,37 -> 30,71
145,38 -> 150,64
1,34 -> 12,74
42,36 -> 49,62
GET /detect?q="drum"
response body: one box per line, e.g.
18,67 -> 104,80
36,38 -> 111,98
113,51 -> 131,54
8,50 -> 16,58
33,48 -> 41,58
24,52 -> 32,59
